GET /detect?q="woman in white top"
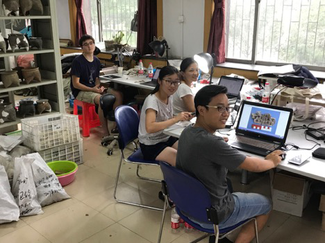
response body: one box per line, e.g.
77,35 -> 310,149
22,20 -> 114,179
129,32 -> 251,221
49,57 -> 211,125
138,66 -> 192,166
173,58 -> 199,115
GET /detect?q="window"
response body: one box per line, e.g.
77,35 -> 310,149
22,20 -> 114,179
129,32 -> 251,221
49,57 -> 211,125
226,0 -> 325,69
83,0 -> 138,47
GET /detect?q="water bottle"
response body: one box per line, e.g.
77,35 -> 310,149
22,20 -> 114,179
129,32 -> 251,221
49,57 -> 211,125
148,62 -> 154,78
138,59 -> 144,75
262,82 -> 270,104
170,208 -> 180,229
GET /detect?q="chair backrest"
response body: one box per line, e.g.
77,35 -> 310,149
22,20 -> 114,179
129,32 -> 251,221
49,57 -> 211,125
160,161 -> 213,224
114,105 -> 139,150
100,93 -> 116,120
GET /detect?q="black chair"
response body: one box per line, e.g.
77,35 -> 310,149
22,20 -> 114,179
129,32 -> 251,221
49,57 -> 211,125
158,161 -> 259,243
100,93 -> 119,155
113,105 -> 162,211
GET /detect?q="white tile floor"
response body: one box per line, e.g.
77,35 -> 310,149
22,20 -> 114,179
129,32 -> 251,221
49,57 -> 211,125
1,126 -> 325,243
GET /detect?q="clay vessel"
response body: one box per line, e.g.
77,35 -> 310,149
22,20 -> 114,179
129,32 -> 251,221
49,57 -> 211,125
0,70 -> 20,88
3,0 -> 19,16
20,0 -> 43,16
36,99 -> 51,114
0,102 -> 17,123
18,100 -> 35,118
29,37 -> 42,49
22,67 -> 41,84
0,33 -> 7,53
8,34 -> 19,52
17,35 -> 29,51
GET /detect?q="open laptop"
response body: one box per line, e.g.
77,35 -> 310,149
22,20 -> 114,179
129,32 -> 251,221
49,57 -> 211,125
141,67 -> 161,87
218,76 -> 245,127
229,100 -> 293,156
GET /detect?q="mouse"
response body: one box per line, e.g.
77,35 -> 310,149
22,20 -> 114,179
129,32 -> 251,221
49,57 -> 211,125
280,152 -> 286,160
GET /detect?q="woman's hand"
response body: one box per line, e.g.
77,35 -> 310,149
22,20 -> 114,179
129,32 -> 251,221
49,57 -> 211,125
175,112 -> 193,122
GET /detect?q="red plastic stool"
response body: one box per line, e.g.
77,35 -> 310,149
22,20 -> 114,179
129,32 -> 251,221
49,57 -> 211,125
73,100 -> 101,137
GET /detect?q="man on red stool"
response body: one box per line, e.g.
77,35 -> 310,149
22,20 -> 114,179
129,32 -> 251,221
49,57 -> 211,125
70,34 -> 122,141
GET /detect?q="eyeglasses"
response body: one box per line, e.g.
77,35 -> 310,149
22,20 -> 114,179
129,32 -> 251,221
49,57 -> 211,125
163,79 -> 181,86
206,105 -> 233,113
82,41 -> 94,47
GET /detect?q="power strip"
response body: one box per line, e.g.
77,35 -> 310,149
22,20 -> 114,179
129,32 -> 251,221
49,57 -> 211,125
306,129 -> 325,140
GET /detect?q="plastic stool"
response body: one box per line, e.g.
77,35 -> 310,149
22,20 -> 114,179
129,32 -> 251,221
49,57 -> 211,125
73,100 -> 101,137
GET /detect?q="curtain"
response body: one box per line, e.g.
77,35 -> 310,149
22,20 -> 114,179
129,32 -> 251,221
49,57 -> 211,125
137,0 -> 157,55
207,0 -> 225,64
75,0 -> 87,44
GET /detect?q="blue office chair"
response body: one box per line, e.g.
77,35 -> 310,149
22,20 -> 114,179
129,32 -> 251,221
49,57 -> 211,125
113,105 -> 162,211
157,161 -> 259,243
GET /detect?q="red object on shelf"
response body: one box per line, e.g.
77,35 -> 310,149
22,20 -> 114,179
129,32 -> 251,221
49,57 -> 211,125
73,100 -> 101,137
200,79 -> 209,84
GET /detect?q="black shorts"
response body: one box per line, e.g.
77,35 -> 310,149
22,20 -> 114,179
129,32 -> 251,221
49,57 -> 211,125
140,136 -> 178,161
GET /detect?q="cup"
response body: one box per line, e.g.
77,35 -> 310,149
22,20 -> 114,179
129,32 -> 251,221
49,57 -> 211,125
118,67 -> 123,76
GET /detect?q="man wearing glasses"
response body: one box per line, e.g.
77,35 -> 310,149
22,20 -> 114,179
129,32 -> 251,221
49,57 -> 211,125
71,35 -> 122,141
176,85 -> 284,243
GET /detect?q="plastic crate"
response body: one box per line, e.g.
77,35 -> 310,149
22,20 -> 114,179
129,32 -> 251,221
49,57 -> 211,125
21,114 -> 80,151
38,139 -> 83,165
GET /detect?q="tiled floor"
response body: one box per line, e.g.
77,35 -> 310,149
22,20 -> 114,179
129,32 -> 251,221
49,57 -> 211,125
1,127 -> 325,243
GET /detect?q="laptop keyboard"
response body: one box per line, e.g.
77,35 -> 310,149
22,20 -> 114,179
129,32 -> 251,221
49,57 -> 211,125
232,136 -> 278,151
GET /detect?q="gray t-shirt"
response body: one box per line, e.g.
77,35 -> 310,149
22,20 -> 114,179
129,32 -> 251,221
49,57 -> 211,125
176,125 -> 246,222
138,94 -> 173,145
173,83 -> 193,115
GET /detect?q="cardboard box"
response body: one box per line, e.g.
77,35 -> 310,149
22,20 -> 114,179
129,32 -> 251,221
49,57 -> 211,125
272,171 -> 312,217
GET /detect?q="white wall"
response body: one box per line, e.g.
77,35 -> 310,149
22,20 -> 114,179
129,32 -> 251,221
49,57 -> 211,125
163,0 -> 205,59
57,0 -> 71,39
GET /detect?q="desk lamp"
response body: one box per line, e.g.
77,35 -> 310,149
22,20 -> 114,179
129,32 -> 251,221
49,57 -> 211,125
194,52 -> 215,85
149,39 -> 169,65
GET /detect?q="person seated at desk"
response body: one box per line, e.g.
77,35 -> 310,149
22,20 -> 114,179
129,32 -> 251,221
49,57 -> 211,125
138,66 -> 193,166
173,57 -> 198,115
176,85 -> 285,243
70,34 -> 123,140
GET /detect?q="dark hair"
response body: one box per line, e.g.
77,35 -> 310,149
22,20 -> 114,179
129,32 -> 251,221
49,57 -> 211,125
194,85 -> 227,116
151,66 -> 179,94
180,57 -> 197,72
79,35 -> 95,47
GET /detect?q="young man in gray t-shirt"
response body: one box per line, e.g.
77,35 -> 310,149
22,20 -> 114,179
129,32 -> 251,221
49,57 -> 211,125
176,85 -> 284,243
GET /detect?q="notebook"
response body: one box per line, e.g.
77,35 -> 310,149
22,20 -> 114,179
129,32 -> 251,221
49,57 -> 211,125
218,76 -> 245,127
141,68 -> 161,87
218,76 -> 245,99
229,100 -> 293,156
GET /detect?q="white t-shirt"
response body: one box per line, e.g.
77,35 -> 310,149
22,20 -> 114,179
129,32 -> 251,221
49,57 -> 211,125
173,83 -> 193,115
138,94 -> 173,145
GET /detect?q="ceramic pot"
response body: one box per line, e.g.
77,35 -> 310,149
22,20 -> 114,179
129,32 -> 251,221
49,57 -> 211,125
36,99 -> 51,114
17,35 -> 29,51
3,0 -> 19,16
29,37 -> 42,50
8,34 -> 19,52
20,0 -> 43,16
0,70 -> 20,88
18,100 -> 35,118
22,67 -> 41,84
0,102 -> 17,123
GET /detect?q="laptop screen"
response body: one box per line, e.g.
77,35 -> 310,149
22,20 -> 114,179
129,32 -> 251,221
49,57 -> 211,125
236,100 -> 293,144
218,76 -> 244,98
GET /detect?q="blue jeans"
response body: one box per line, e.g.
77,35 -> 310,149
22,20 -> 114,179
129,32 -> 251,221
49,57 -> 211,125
189,192 -> 271,229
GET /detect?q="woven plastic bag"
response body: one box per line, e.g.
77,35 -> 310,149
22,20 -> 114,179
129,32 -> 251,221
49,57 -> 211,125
27,153 -> 70,206
0,165 -> 19,224
12,157 -> 43,216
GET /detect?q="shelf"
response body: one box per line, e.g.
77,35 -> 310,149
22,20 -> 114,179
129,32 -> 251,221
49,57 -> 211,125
0,16 -> 51,20
0,79 -> 57,93
0,49 -> 55,58
0,111 -> 60,130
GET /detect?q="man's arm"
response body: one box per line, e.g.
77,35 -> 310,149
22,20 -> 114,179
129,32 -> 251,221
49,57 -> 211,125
72,75 -> 102,93
239,149 -> 283,172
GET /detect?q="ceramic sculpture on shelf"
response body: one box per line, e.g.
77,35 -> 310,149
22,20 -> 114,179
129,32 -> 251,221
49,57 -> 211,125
29,37 -> 42,49
0,70 -> 20,88
18,100 -> 35,118
0,102 -> 17,124
19,0 -> 43,16
17,34 -> 29,51
2,0 -> 19,16
21,67 -> 41,84
0,33 -> 6,53
36,99 -> 51,114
